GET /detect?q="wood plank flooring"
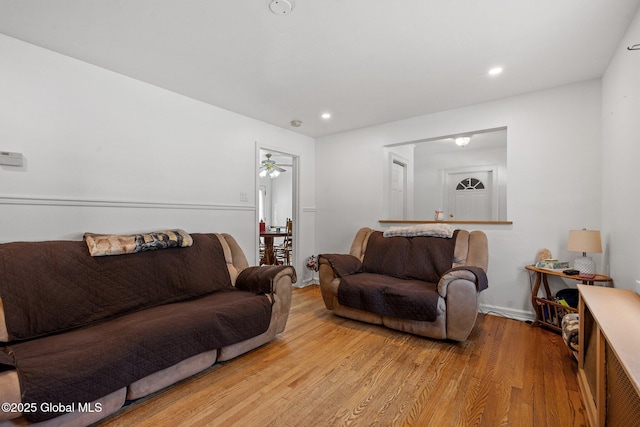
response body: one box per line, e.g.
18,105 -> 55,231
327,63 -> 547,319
97,285 -> 587,426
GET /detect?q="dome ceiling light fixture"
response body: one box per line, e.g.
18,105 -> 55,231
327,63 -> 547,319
259,153 -> 287,178
269,0 -> 293,15
454,136 -> 471,147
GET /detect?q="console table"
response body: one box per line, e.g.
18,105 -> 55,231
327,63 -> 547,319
525,265 -> 612,332
577,285 -> 640,426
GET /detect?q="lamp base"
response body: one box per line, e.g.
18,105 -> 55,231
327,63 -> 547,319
574,256 -> 596,278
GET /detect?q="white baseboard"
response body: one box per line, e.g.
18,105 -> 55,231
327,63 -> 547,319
293,278 -> 319,288
478,303 -> 535,323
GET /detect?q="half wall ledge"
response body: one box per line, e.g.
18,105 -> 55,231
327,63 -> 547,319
379,220 -> 513,225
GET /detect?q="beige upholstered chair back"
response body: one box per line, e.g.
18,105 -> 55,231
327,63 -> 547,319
215,233 -> 250,285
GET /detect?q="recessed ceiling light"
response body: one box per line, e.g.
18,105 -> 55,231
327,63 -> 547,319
321,112 -> 331,119
488,67 -> 503,76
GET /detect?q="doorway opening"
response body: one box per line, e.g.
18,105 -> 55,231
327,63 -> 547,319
257,147 -> 298,267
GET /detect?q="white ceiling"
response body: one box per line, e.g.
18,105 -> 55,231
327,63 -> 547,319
1,0 -> 638,138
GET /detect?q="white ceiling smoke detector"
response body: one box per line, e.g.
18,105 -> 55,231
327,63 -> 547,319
269,0 -> 293,15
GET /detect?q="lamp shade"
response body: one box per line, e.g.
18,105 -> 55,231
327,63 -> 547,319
567,229 -> 602,254
568,229 -> 601,278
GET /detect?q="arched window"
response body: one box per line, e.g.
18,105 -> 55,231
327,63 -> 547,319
456,177 -> 485,190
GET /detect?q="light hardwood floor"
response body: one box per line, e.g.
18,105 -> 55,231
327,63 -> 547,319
97,285 -> 587,427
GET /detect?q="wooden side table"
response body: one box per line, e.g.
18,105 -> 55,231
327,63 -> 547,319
525,265 -> 612,332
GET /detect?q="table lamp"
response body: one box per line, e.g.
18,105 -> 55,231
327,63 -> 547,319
567,229 -> 602,278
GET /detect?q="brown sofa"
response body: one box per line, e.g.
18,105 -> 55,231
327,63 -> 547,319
0,231 -> 295,426
319,227 -> 488,341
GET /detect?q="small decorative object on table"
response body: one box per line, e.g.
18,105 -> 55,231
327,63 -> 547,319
536,248 -> 552,262
535,259 -> 570,270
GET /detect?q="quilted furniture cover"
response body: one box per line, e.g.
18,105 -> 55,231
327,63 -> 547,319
319,227 -> 488,341
0,232 -> 295,424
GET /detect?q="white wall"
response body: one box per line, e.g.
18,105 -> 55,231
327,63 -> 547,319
316,80 -> 602,319
602,7 -> 640,292
0,34 -> 316,281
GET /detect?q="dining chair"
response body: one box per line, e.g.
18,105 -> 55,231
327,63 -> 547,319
275,218 -> 293,265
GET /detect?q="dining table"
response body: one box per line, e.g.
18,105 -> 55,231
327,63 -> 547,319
259,231 -> 289,265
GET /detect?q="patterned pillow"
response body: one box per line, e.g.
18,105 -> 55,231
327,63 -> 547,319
84,229 -> 193,257
562,313 -> 580,352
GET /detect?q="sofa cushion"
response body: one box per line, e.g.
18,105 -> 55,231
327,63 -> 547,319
361,231 -> 459,283
0,289 -> 271,423
338,273 -> 439,322
0,233 -> 231,341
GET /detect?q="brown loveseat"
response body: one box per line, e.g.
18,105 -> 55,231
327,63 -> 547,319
319,226 -> 488,341
0,231 -> 295,426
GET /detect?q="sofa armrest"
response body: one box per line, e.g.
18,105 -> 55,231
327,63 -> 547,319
236,265 -> 297,295
437,266 -> 488,298
438,267 -> 487,341
237,265 -> 295,336
318,254 -> 363,278
318,254 -> 362,310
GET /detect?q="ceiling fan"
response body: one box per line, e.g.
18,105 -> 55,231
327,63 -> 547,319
259,153 -> 287,178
